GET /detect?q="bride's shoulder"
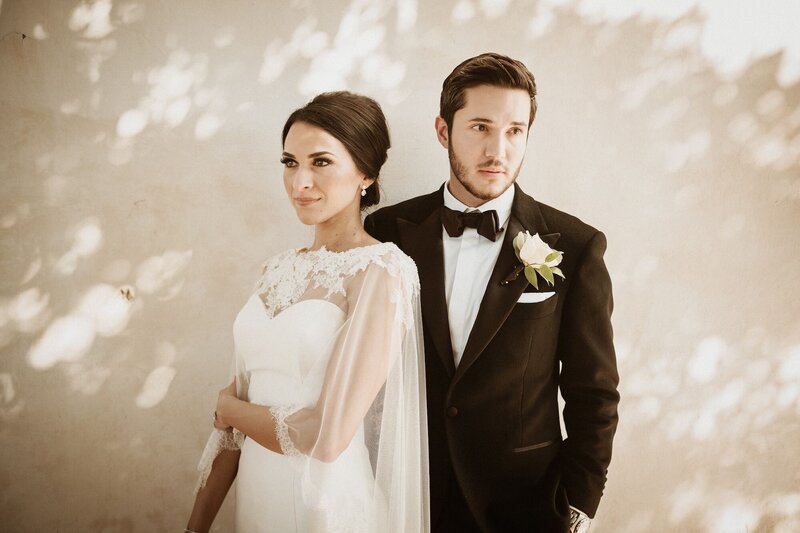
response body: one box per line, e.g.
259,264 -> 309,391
367,241 -> 415,269
360,242 -> 419,288
354,244 -> 419,322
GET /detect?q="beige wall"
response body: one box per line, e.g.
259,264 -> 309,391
2,1 -> 799,531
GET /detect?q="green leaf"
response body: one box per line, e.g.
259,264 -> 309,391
538,264 -> 555,286
545,252 -> 560,263
524,265 -> 539,289
552,267 -> 565,279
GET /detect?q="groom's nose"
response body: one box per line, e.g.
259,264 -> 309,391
484,131 -> 506,159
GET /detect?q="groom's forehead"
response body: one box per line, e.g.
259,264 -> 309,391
455,85 -> 531,124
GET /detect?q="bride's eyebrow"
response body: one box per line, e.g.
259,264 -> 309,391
281,150 -> 335,159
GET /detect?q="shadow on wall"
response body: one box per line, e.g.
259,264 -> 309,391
0,1 -> 798,532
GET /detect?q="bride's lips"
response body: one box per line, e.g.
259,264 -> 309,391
294,197 -> 320,207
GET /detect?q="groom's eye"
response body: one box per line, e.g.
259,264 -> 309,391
472,124 -> 487,132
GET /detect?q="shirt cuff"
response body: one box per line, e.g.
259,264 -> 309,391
569,506 -> 592,533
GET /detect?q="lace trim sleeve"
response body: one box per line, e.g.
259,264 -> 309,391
269,404 -> 302,457
195,428 -> 245,492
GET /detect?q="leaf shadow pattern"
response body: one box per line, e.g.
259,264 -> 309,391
0,1 -> 798,531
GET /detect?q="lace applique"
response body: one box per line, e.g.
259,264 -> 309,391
380,247 -> 420,331
254,249 -> 303,318
195,428 -> 245,492
254,243 -> 419,328
269,404 -> 302,458
220,428 -> 245,450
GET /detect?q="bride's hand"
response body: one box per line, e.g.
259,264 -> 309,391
213,380 -> 237,430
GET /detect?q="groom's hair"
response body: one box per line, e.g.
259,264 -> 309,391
439,52 -> 537,132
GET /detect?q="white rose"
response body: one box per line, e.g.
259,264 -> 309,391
512,231 -> 528,257
515,231 -> 554,265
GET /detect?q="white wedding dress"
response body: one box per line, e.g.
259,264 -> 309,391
196,243 -> 429,533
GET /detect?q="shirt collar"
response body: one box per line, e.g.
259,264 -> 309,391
443,180 -> 516,227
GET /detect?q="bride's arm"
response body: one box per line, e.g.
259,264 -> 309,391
215,386 -> 282,454
186,448 -> 240,533
188,346 -> 250,531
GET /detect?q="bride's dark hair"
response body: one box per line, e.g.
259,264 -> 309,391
282,91 -> 390,209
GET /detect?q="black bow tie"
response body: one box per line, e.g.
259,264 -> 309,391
441,206 -> 503,242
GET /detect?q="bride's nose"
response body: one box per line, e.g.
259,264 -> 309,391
292,167 -> 314,191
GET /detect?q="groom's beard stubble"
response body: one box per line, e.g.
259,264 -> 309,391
447,140 -> 523,202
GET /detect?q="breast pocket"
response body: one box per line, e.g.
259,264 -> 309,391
515,293 -> 559,320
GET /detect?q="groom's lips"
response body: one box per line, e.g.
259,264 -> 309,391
479,168 -> 505,175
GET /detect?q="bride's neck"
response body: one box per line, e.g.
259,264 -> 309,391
310,210 -> 372,252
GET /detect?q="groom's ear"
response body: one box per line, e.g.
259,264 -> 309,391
434,116 -> 449,150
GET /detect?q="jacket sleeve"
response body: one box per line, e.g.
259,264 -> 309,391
557,230 -> 620,517
363,209 -> 397,244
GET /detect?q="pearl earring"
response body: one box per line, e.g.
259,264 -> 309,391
361,184 -> 368,197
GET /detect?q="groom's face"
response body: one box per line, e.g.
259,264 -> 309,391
436,85 -> 530,206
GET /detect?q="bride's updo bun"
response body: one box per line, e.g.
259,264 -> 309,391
282,91 -> 390,209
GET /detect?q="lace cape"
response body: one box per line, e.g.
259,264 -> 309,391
195,242 -> 429,532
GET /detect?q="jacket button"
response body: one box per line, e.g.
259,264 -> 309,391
446,406 -> 458,417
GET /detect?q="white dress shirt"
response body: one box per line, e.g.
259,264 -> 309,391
442,181 -> 515,367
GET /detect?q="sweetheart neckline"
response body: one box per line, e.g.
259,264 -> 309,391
246,293 -> 346,321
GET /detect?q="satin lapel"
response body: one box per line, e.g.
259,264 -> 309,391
453,186 -> 560,383
398,208 -> 456,377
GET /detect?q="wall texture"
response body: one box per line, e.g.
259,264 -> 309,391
1,1 -> 799,531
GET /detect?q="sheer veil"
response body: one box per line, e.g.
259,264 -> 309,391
197,244 -> 430,532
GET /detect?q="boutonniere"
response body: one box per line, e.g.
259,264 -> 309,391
501,231 -> 565,288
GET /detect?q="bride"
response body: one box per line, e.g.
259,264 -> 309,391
185,91 -> 429,533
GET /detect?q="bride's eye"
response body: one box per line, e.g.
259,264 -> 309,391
313,158 -> 332,167
280,157 -> 298,168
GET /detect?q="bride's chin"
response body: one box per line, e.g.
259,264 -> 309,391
293,211 -> 321,226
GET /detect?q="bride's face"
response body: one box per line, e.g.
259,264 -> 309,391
281,121 -> 370,226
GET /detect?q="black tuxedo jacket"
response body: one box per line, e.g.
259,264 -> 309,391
365,184 -> 619,532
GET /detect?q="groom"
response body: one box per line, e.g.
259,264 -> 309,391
365,53 -> 619,532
